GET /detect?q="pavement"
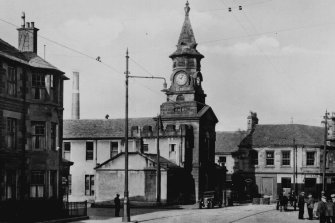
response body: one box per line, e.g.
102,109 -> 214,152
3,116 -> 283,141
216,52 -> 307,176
72,203 -> 321,223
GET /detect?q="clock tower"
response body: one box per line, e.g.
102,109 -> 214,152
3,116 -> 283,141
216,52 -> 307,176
160,1 -> 219,203
162,1 -> 206,116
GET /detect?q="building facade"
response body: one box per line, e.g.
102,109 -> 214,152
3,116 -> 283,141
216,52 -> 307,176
0,15 -> 68,221
231,113 -> 335,202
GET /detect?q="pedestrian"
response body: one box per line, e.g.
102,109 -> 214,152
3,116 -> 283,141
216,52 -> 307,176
283,194 -> 289,211
298,192 -> 305,219
331,194 -> 335,223
326,196 -> 334,223
278,192 -> 284,212
316,195 -> 327,223
114,193 -> 121,217
307,194 -> 314,220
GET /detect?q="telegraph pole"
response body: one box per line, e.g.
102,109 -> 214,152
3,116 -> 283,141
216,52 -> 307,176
322,110 -> 329,192
123,49 -> 130,222
156,114 -> 161,205
293,138 -> 296,193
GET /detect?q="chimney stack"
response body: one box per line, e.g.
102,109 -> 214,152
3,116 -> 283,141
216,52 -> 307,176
17,13 -> 39,53
71,71 -> 80,120
247,111 -> 258,133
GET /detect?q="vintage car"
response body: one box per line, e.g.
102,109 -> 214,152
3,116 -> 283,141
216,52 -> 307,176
199,191 -> 223,209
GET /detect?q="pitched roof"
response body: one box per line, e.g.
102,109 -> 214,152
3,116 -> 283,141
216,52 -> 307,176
215,124 -> 324,153
215,131 -> 247,154
95,152 -> 179,170
63,118 -> 156,139
0,38 -> 64,74
251,124 -> 324,147
145,153 -> 179,168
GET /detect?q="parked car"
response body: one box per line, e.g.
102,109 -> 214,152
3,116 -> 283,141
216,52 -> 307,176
199,191 -> 222,209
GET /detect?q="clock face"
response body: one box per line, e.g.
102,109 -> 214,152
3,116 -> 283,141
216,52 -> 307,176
175,72 -> 188,86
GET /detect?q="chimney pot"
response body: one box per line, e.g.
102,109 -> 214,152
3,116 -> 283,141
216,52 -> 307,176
31,22 -> 34,28
26,22 -> 30,28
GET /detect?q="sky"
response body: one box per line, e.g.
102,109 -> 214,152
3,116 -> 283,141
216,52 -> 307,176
1,0 -> 335,131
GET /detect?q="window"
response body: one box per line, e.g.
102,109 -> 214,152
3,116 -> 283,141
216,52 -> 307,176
7,67 -> 17,96
218,156 -> 226,164
30,171 -> 45,198
6,171 -> 16,199
6,118 -> 17,150
64,142 -> 71,160
31,121 -> 45,150
306,152 -> 315,166
86,142 -> 94,160
85,175 -> 94,196
110,142 -> 118,158
32,73 -> 45,99
282,151 -> 291,166
169,144 -> 176,153
281,177 -> 291,188
266,151 -> 274,165
49,170 -> 57,198
64,142 -> 71,152
142,144 -> 149,153
51,123 -> 57,151
251,151 -> 258,165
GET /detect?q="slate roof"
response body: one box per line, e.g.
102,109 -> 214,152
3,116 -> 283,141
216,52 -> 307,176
215,131 -> 247,154
63,118 -> 156,139
215,124 -> 324,154
0,38 -> 65,75
251,124 -> 324,147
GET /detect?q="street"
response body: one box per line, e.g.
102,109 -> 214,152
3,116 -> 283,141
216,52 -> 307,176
74,204 -> 320,223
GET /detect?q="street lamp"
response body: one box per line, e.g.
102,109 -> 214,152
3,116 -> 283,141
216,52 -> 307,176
123,49 -> 167,221
322,110 -> 329,193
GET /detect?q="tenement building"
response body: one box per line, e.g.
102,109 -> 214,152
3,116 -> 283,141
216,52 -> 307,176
63,2 -> 223,204
0,14 -> 69,221
217,112 -> 335,202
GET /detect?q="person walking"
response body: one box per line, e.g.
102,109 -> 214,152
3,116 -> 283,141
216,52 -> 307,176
307,194 -> 314,220
114,194 -> 121,217
298,192 -> 305,219
316,195 -> 328,223
331,194 -> 335,223
326,196 -> 334,223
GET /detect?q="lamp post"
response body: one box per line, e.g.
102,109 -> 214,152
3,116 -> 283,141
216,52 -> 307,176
322,110 -> 329,192
123,49 -> 167,221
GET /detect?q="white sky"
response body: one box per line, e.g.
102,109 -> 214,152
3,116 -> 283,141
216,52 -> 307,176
1,0 -> 335,131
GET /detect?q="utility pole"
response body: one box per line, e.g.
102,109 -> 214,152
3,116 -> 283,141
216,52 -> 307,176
123,49 -> 130,222
322,110 -> 329,192
293,138 -> 296,193
156,114 -> 161,205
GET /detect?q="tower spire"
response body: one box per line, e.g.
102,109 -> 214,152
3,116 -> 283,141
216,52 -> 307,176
170,1 -> 203,59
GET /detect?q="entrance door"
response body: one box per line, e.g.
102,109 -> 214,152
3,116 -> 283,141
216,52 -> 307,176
261,177 -> 273,196
304,178 -> 316,197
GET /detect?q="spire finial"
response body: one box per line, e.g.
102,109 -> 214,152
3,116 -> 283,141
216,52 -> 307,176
184,1 -> 190,16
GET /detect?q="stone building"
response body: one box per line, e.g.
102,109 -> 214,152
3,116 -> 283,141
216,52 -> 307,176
0,14 -> 68,221
63,2 -> 222,204
230,112 -> 335,202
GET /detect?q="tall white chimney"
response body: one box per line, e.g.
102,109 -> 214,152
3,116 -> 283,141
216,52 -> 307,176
71,71 -> 80,119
